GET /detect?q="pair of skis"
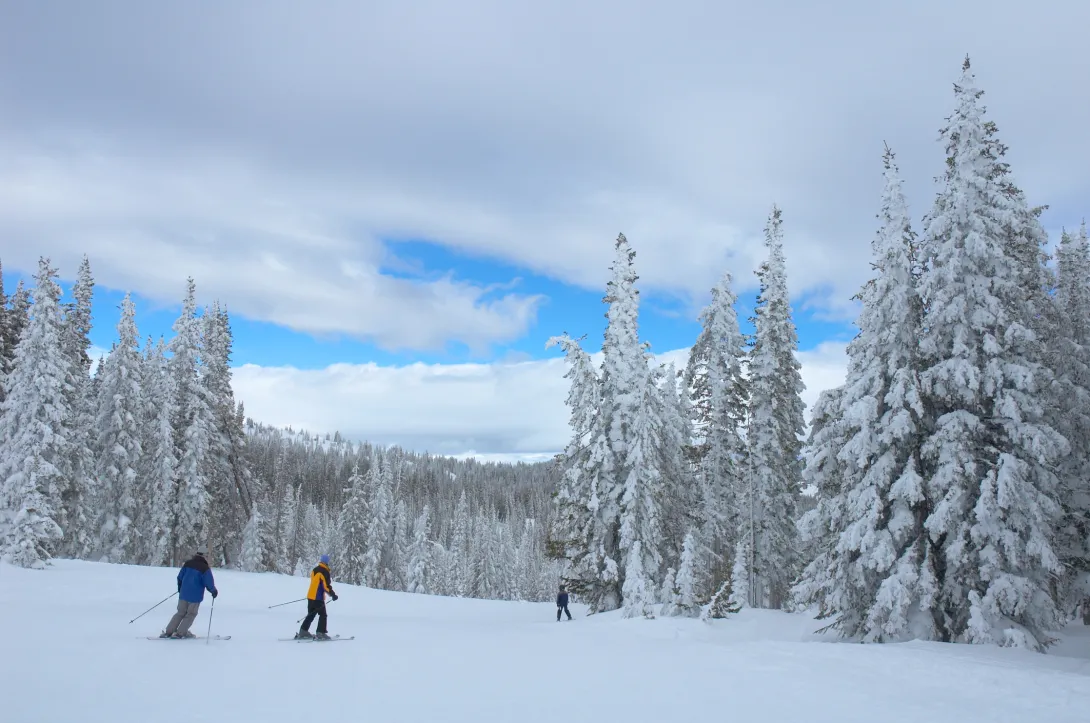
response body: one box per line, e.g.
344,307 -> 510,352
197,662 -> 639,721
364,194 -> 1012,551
144,634 -> 354,642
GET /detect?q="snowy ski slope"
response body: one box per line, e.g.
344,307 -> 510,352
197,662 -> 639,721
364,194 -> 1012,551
2,559 -> 1090,722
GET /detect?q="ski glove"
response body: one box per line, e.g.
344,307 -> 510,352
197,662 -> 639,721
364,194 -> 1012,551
211,589 -> 218,599
331,592 -> 338,601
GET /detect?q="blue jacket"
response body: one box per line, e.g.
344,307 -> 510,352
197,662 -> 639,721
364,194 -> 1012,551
557,591 -> 569,607
177,555 -> 217,603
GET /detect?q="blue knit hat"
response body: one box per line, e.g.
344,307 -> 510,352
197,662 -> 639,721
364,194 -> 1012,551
320,554 -> 330,564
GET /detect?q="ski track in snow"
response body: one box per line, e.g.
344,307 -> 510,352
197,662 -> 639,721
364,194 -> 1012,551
2,560 -> 1089,722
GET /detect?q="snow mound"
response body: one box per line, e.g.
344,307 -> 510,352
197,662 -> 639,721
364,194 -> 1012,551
3,559 -> 1089,722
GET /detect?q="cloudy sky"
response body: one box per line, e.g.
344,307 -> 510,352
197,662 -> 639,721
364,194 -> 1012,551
2,1 -> 1088,461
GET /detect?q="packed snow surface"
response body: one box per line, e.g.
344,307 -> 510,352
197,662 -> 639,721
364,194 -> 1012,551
3,560 -> 1090,722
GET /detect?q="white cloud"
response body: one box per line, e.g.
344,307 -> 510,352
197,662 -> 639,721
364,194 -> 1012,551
0,152 -> 543,352
2,1 -> 1087,348
231,343 -> 848,457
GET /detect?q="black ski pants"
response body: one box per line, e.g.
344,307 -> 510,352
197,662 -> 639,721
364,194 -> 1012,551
557,603 -> 571,621
301,599 -> 328,634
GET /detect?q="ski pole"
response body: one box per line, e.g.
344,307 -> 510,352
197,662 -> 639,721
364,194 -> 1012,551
206,597 -> 215,645
268,598 -> 307,609
129,592 -> 177,624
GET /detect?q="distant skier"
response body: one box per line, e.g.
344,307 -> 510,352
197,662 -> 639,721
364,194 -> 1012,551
296,554 -> 338,640
557,585 -> 572,621
161,547 -> 218,638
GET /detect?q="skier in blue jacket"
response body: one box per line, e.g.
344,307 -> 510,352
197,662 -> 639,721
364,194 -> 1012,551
557,585 -> 572,621
161,547 -> 218,638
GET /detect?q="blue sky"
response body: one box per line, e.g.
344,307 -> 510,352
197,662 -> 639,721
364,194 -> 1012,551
3,240 -> 857,371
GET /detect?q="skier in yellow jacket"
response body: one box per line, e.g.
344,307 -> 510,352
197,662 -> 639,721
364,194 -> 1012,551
296,554 -> 338,640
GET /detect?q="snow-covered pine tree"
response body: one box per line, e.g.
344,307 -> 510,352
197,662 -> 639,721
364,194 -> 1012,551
474,521 -> 499,598
732,206 -> 806,610
590,232 -> 646,611
619,356 -> 664,618
201,302 -> 248,565
654,362 -> 692,571
388,499 -> 410,590
6,280 -> 29,359
793,385 -> 851,616
95,293 -> 145,562
142,336 -> 179,566
0,258 -> 72,566
1054,221 -> 1090,618
58,257 -> 96,557
793,145 -> 932,641
688,270 -> 749,592
336,464 -> 369,585
545,333 -> 602,590
240,499 -> 272,572
362,455 -> 393,587
450,489 -> 471,596
296,501 -> 323,576
545,333 -> 614,610
61,256 -> 94,374
407,505 -> 432,594
916,57 -> 1066,650
170,278 -> 215,562
276,484 -> 299,574
516,518 -> 538,601
670,530 -> 702,616
432,543 -> 455,596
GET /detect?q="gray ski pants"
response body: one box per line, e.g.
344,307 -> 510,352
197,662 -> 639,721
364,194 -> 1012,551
164,599 -> 201,636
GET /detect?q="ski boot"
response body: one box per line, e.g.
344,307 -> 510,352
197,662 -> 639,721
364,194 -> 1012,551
295,630 -> 314,640
159,631 -> 172,638
172,631 -> 196,639
315,632 -> 331,641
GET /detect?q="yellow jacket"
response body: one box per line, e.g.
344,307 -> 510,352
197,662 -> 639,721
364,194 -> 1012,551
307,562 -> 335,601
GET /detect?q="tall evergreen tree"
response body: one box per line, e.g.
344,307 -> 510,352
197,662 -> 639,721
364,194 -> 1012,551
61,256 -> 95,374
1054,221 -> 1090,617
654,362 -> 692,571
450,489 -> 471,596
545,334 -> 598,573
407,505 -> 433,594
546,333 -> 614,607
585,232 -> 646,612
687,270 -> 749,591
364,457 -> 394,588
337,464 -> 370,585
916,57 -> 1066,650
618,358 -> 664,617
794,146 -> 931,640
202,302 -> 247,564
58,257 -> 96,557
170,278 -> 215,561
0,259 -> 71,567
732,206 -> 806,610
142,337 -> 178,566
276,484 -> 300,574
95,293 -> 145,562
240,499 -> 272,572
296,502 -> 323,575
388,500 -> 410,591
6,280 -> 29,357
